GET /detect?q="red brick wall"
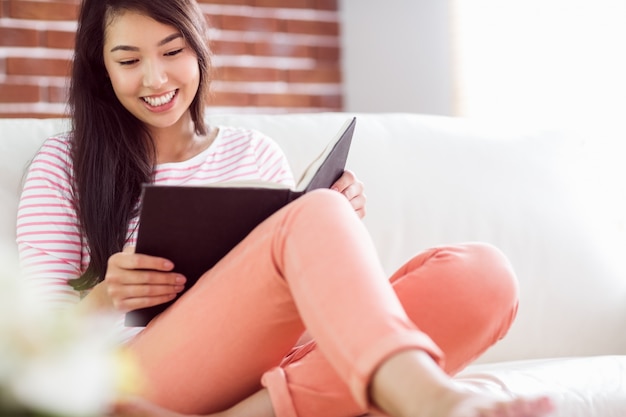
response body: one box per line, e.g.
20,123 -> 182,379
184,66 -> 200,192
0,0 -> 342,118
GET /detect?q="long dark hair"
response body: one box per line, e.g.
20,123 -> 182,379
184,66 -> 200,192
68,0 -> 212,290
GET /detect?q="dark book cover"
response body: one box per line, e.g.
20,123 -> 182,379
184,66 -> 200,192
125,117 -> 356,326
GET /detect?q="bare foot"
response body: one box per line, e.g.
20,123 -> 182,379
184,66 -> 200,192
370,350 -> 555,417
429,385 -> 554,417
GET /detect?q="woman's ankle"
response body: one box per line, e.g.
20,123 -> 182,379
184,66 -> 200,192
369,349 -> 452,417
369,349 -> 555,417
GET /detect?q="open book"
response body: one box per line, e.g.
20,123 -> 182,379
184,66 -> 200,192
125,117 -> 356,326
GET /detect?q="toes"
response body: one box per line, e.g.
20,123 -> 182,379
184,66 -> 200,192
477,396 -> 554,417
500,397 -> 554,417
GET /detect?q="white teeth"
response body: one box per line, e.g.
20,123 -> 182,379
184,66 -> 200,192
142,90 -> 176,107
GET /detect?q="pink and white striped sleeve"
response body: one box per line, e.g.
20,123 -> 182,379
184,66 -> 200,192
250,129 -> 295,187
16,135 -> 84,310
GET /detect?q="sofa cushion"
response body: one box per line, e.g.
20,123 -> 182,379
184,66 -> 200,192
457,355 -> 626,417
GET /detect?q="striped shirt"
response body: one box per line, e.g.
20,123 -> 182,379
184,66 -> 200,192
16,126 -> 295,343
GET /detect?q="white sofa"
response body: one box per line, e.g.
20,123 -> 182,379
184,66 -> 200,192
2,113 -> 625,416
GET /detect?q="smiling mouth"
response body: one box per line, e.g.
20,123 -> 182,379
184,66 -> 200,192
142,90 -> 177,107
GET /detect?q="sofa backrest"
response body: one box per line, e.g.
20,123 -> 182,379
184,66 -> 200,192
2,113 -> 626,364
1,118 -> 71,260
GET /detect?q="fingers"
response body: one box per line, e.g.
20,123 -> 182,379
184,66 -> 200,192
105,250 -> 186,312
331,169 -> 367,218
107,278 -> 185,312
109,249 -> 175,275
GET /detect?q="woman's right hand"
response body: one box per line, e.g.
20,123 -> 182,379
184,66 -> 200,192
103,246 -> 186,313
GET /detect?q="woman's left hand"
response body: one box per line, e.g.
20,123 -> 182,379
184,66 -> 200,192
331,169 -> 366,218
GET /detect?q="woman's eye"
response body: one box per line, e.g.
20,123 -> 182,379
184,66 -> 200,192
165,48 -> 184,57
119,59 -> 139,66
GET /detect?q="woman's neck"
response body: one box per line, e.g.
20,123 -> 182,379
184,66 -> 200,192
150,113 -> 216,164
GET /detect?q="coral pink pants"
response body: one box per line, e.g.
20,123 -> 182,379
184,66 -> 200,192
128,189 -> 518,417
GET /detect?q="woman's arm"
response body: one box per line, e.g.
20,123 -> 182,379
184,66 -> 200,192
17,136 -> 84,310
18,136 -> 185,316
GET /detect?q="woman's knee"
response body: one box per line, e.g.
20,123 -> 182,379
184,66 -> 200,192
387,242 -> 519,374
400,241 -> 518,309
453,242 -> 520,344
287,189 -> 355,226
410,242 -> 519,373
273,189 -> 365,256
299,188 -> 352,210
463,242 -> 518,306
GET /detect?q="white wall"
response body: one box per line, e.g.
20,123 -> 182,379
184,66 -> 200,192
452,0 -> 626,126
339,0 -> 454,115
340,0 -> 626,126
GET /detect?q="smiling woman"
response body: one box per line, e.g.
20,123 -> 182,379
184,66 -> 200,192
15,1 -> 554,417
103,12 -> 201,141
66,0 -> 214,293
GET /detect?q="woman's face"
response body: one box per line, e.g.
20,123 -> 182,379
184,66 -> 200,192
103,11 -> 200,132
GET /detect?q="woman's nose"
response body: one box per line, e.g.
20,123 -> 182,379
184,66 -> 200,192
143,59 -> 167,89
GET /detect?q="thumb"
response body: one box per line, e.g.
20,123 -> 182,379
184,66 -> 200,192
123,245 -> 136,254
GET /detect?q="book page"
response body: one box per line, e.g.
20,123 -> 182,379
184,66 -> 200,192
294,117 -> 356,191
205,179 -> 290,189
197,117 -> 354,192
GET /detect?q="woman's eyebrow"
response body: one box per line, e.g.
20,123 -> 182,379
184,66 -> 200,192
109,33 -> 183,53
158,33 -> 183,47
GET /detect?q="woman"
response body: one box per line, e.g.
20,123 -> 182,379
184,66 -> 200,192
16,0 -> 554,416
